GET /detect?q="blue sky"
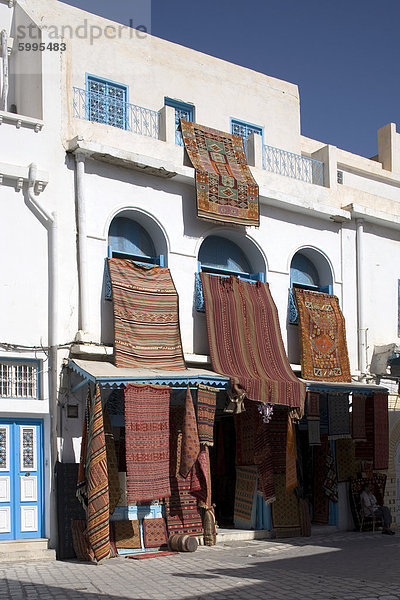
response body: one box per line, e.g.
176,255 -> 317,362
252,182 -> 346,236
60,0 -> 399,158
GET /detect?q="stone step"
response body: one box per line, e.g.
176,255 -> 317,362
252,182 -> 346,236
0,539 -> 56,563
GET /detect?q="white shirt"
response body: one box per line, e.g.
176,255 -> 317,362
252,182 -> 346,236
360,490 -> 378,516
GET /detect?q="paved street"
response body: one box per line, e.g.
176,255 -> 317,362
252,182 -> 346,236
1,531 -> 400,600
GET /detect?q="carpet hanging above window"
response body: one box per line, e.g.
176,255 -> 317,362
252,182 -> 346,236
180,119 -> 259,227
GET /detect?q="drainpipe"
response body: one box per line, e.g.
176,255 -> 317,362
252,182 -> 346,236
1,30 -> 8,111
75,151 -> 90,341
27,163 -> 58,548
356,218 -> 367,378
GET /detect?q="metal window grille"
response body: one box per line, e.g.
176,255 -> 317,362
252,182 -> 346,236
337,170 -> 343,184
231,121 -> 262,140
175,107 -> 193,146
263,144 -> 324,186
73,87 -> 160,139
0,362 -> 38,399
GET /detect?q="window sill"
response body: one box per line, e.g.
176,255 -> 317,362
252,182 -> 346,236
0,110 -> 44,132
70,343 -> 114,357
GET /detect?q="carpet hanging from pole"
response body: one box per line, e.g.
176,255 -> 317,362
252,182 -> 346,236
294,288 -> 351,382
86,385 -> 111,563
234,466 -> 258,529
373,392 -> 389,470
352,394 -> 367,441
124,383 -> 171,502
196,384 -> 218,446
179,387 -> 200,479
200,273 -> 306,409
180,119 -> 259,227
327,394 -> 351,440
107,258 -> 186,370
286,414 -> 298,492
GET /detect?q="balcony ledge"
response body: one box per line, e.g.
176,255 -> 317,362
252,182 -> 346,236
0,111 -> 44,132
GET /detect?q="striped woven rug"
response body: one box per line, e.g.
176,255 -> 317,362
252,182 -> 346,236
107,258 -> 186,369
200,273 -> 306,409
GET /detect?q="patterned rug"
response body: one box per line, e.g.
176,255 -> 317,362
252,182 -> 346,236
323,442 -> 338,503
77,390 -> 90,511
142,518 -> 168,549
234,400 -> 259,466
180,119 -> 259,227
352,394 -> 367,440
271,474 -> 300,530
71,519 -> 94,562
307,392 -> 320,419
354,396 -> 374,462
201,273 -> 306,408
196,385 -> 218,446
254,421 -> 276,504
125,383 -> 171,502
107,258 -> 185,369
87,385 -> 111,562
373,392 -> 389,470
233,466 -> 258,529
294,288 -> 351,382
313,436 -> 330,525
113,520 -> 141,549
268,406 -> 288,474
328,394 -> 350,439
128,551 -> 178,559
286,415 -> 297,492
308,420 -> 321,446
103,406 -> 121,515
180,387 -> 200,479
335,438 -> 356,482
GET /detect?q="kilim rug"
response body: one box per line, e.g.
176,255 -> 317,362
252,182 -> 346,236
234,400 -> 259,466
328,394 -> 351,439
335,438 -> 356,482
125,383 -> 171,502
107,258 -> 185,369
373,392 -> 389,470
128,551 -> 178,559
294,288 -> 351,382
76,390 -> 90,510
313,436 -> 330,525
254,420 -> 275,504
233,466 -> 258,529
71,519 -> 94,562
180,119 -> 259,227
354,396 -> 374,462
271,474 -> 300,530
307,392 -> 320,419
308,420 -> 321,446
323,442 -> 338,503
113,520 -> 141,549
352,394 -> 367,440
142,518 -> 168,549
201,273 -> 305,408
87,385 -> 111,562
180,387 -> 200,479
286,415 -> 297,492
196,384 -> 218,446
268,406 -> 288,474
103,406 -> 121,515
319,394 -> 329,434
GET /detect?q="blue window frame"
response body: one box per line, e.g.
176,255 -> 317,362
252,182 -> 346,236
289,253 -> 332,324
230,118 -> 263,142
164,97 -> 195,146
86,74 -> 128,130
105,217 -> 165,300
196,236 -> 265,311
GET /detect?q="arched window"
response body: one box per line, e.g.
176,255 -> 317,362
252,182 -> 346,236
290,253 -> 320,288
196,235 -> 264,311
289,250 -> 332,323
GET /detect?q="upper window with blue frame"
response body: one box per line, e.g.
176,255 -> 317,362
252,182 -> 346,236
289,251 -> 332,323
164,97 -> 195,146
86,75 -> 128,130
231,119 -> 263,142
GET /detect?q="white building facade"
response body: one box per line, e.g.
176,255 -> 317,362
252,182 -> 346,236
1,0 -> 400,551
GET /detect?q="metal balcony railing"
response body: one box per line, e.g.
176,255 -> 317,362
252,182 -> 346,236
263,144 -> 324,186
73,87 -> 160,140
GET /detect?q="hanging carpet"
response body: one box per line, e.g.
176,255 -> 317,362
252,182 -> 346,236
373,392 -> 389,470
294,288 -> 351,382
323,442 -> 338,503
307,392 -> 320,419
254,419 -> 276,504
234,466 -> 258,529
201,273 -> 306,408
180,119 -> 259,227
352,394 -> 367,441
86,385 -> 111,563
268,406 -> 288,473
196,384 -> 218,446
335,438 -> 356,482
180,387 -> 200,479
354,396 -> 374,462
103,405 -> 121,515
234,400 -> 259,466
124,383 -> 171,502
107,258 -> 185,369
308,420 -> 321,446
271,474 -> 301,535
328,394 -> 351,439
312,435 -> 330,525
286,414 -> 298,492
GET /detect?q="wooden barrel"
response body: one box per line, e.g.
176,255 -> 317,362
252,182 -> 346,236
168,534 -> 198,552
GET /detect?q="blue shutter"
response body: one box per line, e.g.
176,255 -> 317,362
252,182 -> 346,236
86,75 -> 128,130
164,98 -> 195,146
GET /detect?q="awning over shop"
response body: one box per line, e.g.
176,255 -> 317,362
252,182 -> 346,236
67,359 -> 230,392
304,380 -> 389,395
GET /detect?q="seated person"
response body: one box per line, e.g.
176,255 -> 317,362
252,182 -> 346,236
360,483 -> 395,535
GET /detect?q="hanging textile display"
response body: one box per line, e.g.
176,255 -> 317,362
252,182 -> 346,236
234,400 -> 259,466
254,420 -> 276,504
308,420 -> 321,446
335,438 -> 356,482
352,394 -> 367,441
373,392 -> 389,470
328,394 -> 351,439
286,414 -> 298,492
306,391 -> 321,446
196,384 -> 218,446
77,390 -> 90,510
323,443 -> 338,503
233,466 -> 258,529
313,435 -> 330,525
201,273 -> 306,408
86,385 -> 111,563
103,406 -> 121,515
180,119 -> 259,227
107,258 -> 186,369
271,474 -> 301,536
294,288 -> 351,382
180,387 -> 200,479
354,396 -> 374,462
268,406 -> 288,473
124,383 -> 171,502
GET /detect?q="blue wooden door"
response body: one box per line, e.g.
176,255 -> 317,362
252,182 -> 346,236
0,420 -> 44,540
